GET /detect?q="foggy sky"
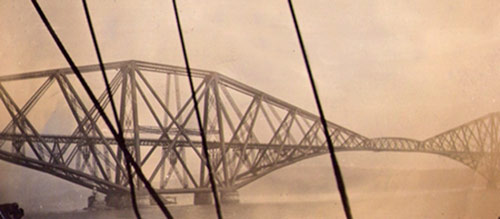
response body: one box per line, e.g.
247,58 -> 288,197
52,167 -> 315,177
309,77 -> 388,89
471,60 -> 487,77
0,0 -> 499,212
1,0 -> 499,138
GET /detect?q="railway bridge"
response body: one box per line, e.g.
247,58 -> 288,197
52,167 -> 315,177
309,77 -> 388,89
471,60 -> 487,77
0,60 -> 498,205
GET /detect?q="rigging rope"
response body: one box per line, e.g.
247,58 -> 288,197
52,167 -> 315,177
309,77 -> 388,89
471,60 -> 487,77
287,0 -> 353,218
31,1 -> 173,218
171,1 -> 224,218
80,1 -> 141,218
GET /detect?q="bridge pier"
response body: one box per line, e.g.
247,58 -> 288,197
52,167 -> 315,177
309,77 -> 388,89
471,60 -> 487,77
104,193 -> 128,208
104,193 -> 150,208
193,192 -> 213,205
194,190 -> 240,205
221,190 -> 240,204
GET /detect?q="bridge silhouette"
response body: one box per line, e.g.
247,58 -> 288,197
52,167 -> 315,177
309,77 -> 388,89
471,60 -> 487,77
0,60 -> 498,206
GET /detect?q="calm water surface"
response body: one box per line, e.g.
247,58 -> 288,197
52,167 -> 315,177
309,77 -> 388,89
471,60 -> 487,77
26,201 -> 344,219
25,188 -> 500,219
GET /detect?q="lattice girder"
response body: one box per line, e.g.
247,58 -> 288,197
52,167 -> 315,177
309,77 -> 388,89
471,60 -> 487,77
1,60 -> 499,195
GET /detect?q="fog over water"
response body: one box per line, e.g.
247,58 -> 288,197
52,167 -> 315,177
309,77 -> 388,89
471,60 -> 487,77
1,0 -> 500,218
3,153 -> 498,218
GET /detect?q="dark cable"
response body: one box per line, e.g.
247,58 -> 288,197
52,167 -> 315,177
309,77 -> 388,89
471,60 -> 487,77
171,1 -> 224,218
81,0 -> 121,136
125,161 -> 141,219
287,1 -> 353,218
31,1 -> 173,218
81,1 -> 141,217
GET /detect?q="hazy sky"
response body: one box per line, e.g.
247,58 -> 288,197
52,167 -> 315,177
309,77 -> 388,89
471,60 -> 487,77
1,0 -> 499,140
1,1 -> 499,211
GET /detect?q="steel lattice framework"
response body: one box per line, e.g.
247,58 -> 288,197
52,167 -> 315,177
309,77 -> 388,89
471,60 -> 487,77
358,113 -> 500,185
0,60 -> 498,201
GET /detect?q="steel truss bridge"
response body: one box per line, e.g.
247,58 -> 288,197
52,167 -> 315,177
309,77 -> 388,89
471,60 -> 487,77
0,60 -> 499,204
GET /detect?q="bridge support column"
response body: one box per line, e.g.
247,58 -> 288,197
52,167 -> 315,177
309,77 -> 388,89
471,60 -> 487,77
193,190 -> 240,205
193,192 -> 213,205
105,193 -> 150,208
220,190 -> 240,204
105,193 -> 129,208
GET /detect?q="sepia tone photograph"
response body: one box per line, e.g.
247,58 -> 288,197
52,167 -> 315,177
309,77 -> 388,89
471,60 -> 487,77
1,1 -> 499,218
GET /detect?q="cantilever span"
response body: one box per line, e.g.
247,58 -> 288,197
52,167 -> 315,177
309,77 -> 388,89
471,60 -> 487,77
0,60 -> 498,205
358,112 -> 500,184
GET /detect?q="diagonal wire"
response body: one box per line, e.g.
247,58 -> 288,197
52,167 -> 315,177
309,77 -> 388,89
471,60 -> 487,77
81,0 -> 121,134
81,0 -> 141,218
287,0 -> 353,218
171,0 -> 224,218
125,161 -> 140,218
31,1 -> 173,218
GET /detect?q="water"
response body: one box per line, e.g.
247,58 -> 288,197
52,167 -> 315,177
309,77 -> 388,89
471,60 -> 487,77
6,157 -> 500,218
26,201 -> 344,219
25,188 -> 500,219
